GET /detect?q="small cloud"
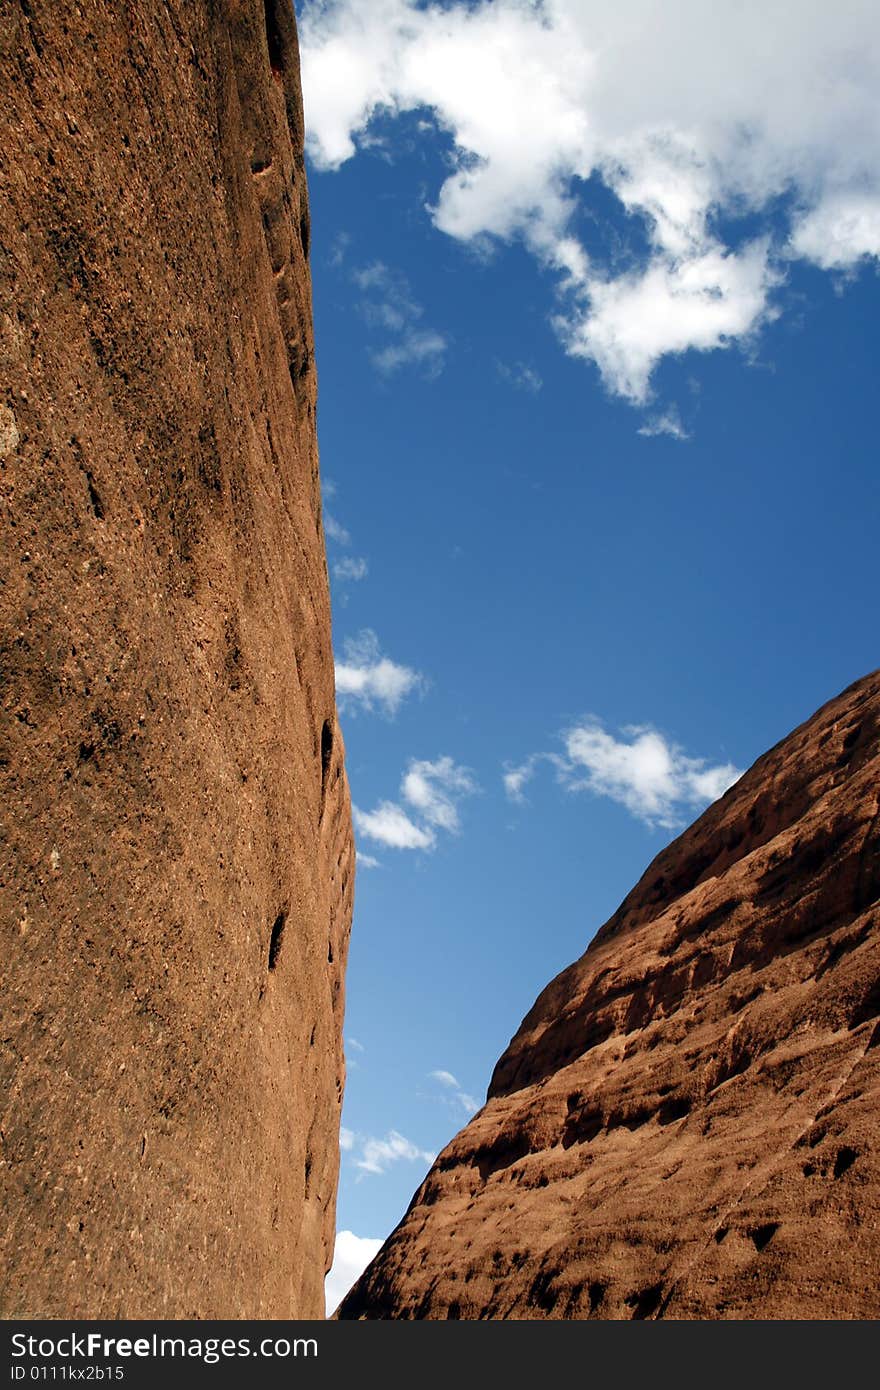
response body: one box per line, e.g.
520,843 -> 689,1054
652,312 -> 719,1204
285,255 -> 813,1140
401,756 -> 477,833
560,239 -> 781,406
354,755 -> 478,853
325,1231 -> 383,1316
339,1126 -> 356,1151
503,755 -> 541,804
353,801 -> 436,851
324,512 -> 351,546
637,406 -> 690,441
496,360 -> 543,393
333,555 -> 369,582
346,1037 -> 365,1054
321,476 -> 338,501
508,718 -> 742,830
561,719 -> 741,826
351,263 -> 395,293
335,630 -> 424,716
329,232 -> 350,269
323,488 -> 369,588
356,852 -> 381,870
426,1069 -> 481,1117
430,1069 -> 459,1089
352,260 -> 447,378
788,193 -> 880,271
372,329 -> 447,377
354,1130 -> 437,1177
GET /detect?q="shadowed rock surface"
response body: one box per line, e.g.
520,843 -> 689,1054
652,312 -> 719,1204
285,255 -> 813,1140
0,0 -> 353,1317
341,672 -> 880,1319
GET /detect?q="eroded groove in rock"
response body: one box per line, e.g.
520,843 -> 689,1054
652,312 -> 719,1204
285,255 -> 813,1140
340,672 -> 879,1320
0,0 -> 353,1318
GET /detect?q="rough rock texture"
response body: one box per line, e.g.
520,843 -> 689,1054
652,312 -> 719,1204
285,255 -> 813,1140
0,1 -> 353,1317
342,673 -> 880,1319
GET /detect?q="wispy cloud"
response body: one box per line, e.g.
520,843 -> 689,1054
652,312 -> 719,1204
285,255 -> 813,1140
325,1230 -> 383,1315
322,487 -> 370,589
353,1129 -> 437,1177
503,755 -> 541,804
372,330 -> 447,376
350,260 -> 447,377
356,852 -> 381,870
333,556 -> 369,582
430,1069 -> 459,1089
324,513 -> 351,546
427,1069 -> 480,1116
335,630 -> 424,717
339,1126 -> 356,1151
354,756 -> 478,852
328,231 -> 351,269
301,0 -> 880,416
637,406 -> 690,441
506,718 -> 741,830
496,360 -> 543,394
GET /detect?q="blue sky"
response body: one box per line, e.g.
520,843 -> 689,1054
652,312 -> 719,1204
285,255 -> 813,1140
290,1 -> 880,1311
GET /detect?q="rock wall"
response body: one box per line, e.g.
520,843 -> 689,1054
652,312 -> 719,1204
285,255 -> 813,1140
0,0 -> 353,1318
341,673 -> 880,1319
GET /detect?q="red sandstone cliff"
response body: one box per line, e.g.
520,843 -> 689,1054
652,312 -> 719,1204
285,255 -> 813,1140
340,672 -> 880,1319
0,0 -> 353,1317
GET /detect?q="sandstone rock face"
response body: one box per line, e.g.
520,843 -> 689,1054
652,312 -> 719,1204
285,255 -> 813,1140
341,673 -> 880,1319
0,1 -> 353,1317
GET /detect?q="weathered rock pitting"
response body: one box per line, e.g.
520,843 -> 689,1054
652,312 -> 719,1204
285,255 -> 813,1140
341,673 -> 880,1319
0,1 -> 353,1317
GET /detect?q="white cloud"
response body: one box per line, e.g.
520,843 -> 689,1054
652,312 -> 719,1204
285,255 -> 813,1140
427,1069 -> 480,1116
300,0 -> 880,410
346,1037 -> 365,1053
324,512 -> 351,546
637,406 -> 690,441
353,755 -> 477,852
322,489 -> 370,589
503,755 -> 541,804
332,555 -> 369,582
401,756 -> 476,832
430,1069 -> 459,1088
325,1230 -> 383,1315
353,801 -> 435,851
563,720 -> 741,828
372,329 -> 447,376
356,852 -> 381,870
349,259 -> 447,377
337,1126 -> 436,1183
507,717 -> 741,829
355,1129 -> 437,1176
788,192 -> 880,271
562,240 -> 780,404
335,629 -> 423,716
